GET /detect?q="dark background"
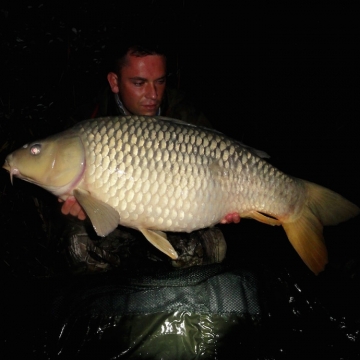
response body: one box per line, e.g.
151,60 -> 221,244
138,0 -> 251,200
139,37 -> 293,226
1,1 -> 359,358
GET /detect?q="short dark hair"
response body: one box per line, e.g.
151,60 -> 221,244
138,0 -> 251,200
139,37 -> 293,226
114,44 -> 167,75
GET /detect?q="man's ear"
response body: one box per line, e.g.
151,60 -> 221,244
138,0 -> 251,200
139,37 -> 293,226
107,72 -> 119,93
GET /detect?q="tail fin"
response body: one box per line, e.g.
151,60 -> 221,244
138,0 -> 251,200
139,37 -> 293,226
282,180 -> 359,275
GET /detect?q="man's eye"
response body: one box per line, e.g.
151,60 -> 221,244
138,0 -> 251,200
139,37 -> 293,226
157,79 -> 166,85
133,82 -> 143,86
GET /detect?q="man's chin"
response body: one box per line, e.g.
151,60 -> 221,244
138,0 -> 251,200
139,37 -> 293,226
140,105 -> 159,116
125,107 -> 158,117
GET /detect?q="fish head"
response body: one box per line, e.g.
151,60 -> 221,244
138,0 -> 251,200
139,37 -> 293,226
3,131 -> 85,196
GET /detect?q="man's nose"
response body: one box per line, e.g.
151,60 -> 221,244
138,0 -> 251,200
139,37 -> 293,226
146,83 -> 157,99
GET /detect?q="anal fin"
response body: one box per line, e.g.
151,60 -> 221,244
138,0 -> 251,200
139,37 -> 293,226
139,228 -> 179,259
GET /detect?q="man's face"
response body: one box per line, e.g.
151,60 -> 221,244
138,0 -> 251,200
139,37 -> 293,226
107,54 -> 166,116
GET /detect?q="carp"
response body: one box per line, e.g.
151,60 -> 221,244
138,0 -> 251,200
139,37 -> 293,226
3,116 -> 359,274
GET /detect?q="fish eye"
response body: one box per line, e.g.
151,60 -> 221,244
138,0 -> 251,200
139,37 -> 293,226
30,144 -> 41,155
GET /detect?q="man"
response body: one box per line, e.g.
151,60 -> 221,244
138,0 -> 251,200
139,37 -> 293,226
36,45 -> 265,358
61,44 -> 213,220
60,44 -> 239,272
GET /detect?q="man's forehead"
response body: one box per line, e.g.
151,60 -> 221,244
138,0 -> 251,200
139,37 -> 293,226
121,54 -> 166,75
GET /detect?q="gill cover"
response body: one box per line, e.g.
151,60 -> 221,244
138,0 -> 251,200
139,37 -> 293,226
4,131 -> 85,196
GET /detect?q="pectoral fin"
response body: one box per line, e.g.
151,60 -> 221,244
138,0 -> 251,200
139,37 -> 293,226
139,227 -> 179,259
73,188 -> 120,237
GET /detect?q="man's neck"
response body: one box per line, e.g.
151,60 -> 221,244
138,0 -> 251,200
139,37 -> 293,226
114,93 -> 130,115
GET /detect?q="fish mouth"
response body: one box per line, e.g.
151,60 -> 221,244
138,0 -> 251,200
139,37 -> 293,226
2,160 -> 10,172
2,158 -> 19,185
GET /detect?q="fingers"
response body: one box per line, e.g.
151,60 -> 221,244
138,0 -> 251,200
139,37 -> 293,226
71,203 -> 87,220
60,196 -> 75,215
230,213 -> 241,224
219,212 -> 241,224
60,196 -> 87,220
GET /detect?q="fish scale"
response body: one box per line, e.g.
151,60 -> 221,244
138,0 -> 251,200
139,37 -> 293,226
3,115 -> 359,274
73,116 -> 296,231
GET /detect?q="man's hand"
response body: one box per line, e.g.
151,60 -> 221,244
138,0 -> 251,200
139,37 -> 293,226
219,212 -> 241,224
59,197 -> 87,220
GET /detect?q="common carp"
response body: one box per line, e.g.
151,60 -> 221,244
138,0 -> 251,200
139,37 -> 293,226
3,116 -> 359,274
